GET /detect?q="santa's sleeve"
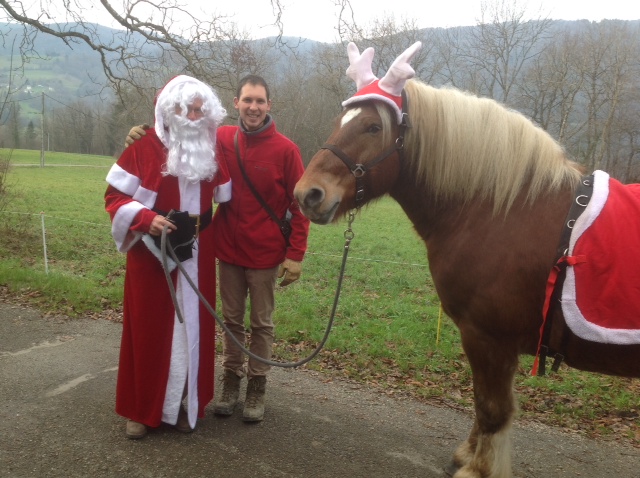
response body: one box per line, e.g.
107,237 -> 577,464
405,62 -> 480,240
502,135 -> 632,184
213,147 -> 232,203
104,145 -> 158,252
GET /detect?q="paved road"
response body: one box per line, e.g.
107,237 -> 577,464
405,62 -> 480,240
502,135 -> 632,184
1,302 -> 639,477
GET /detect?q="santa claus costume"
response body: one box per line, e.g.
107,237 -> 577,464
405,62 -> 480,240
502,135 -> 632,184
105,76 -> 230,431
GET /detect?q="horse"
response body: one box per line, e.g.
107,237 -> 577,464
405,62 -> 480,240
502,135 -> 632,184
293,42 -> 640,478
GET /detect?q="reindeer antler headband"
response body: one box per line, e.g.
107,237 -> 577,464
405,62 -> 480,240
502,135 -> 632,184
341,41 -> 422,124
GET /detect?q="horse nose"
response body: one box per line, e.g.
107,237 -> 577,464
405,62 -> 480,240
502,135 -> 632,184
300,187 -> 325,209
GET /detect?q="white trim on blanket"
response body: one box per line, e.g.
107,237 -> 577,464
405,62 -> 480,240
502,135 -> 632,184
561,170 -> 640,344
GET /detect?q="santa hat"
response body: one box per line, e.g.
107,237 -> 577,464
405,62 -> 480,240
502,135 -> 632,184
341,42 -> 422,124
154,75 -> 226,147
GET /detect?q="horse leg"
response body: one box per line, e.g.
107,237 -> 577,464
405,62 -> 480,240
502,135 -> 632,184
451,333 -> 518,478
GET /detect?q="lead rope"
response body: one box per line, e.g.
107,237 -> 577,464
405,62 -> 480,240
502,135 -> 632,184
160,209 -> 357,368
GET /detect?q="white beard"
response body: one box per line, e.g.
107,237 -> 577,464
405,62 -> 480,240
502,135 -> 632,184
163,114 -> 217,182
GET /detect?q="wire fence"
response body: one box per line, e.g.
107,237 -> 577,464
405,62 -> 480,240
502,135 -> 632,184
1,210 -> 122,280
0,208 -> 444,343
2,210 -> 112,273
1,209 -> 430,276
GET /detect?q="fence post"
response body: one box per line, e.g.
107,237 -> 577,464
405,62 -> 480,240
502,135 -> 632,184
40,211 -> 49,274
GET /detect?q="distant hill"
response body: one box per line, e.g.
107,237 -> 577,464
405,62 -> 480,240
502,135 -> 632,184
1,18 -> 638,119
1,23 -> 111,96
0,22 -> 322,116
0,22 -> 166,118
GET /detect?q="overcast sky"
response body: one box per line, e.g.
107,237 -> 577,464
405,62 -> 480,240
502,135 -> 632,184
34,0 -> 640,43
207,0 -> 639,42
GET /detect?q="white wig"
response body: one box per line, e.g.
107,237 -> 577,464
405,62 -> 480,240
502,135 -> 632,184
154,75 -> 227,148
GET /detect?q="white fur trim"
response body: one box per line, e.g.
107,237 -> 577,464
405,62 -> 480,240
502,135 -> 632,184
161,245 -> 200,428
107,164 -> 158,210
106,163 -> 140,196
567,170 -> 609,254
132,186 -> 158,209
141,234 -> 177,272
214,179 -> 232,203
112,202 -> 146,252
162,308 -> 188,425
342,93 -> 403,124
561,170 -> 640,344
179,252 -> 201,428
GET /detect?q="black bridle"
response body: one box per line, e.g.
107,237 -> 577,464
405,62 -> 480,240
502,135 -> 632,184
320,89 -> 411,209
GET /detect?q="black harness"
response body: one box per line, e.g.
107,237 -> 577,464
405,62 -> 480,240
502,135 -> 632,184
320,90 -> 411,209
536,173 -> 594,376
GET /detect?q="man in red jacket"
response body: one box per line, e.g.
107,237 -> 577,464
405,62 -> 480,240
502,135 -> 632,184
212,75 -> 310,422
125,74 -> 310,422
107,75 -> 230,439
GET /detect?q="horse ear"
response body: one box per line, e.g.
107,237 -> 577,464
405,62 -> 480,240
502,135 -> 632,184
346,42 -> 378,91
378,41 -> 422,97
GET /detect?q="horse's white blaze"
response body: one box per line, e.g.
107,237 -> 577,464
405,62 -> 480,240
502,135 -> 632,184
340,107 -> 362,127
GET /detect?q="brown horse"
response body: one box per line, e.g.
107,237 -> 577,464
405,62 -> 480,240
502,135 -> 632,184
294,45 -> 640,478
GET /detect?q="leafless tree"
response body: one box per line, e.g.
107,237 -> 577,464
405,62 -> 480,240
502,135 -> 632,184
0,35 -> 18,210
518,28 -> 585,144
0,146 -> 9,214
346,16 -> 440,83
577,21 -> 640,173
271,50 -> 342,163
0,0 -> 303,98
309,14 -> 440,117
454,0 -> 553,102
518,20 -> 640,179
0,35 -> 26,126
0,0 -> 358,156
3,0 -> 639,178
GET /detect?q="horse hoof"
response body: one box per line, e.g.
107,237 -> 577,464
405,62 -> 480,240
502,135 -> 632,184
444,461 -> 460,477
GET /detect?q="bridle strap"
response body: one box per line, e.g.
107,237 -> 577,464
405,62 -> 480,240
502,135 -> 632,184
321,89 -> 411,208
320,142 -> 401,206
321,142 -> 401,176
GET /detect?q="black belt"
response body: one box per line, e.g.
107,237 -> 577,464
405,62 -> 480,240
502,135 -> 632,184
151,207 -> 213,262
153,207 -> 213,238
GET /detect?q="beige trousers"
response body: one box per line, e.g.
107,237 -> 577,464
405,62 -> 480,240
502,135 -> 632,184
218,260 -> 279,377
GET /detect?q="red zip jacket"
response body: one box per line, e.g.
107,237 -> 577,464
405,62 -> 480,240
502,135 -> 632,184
212,117 -> 310,269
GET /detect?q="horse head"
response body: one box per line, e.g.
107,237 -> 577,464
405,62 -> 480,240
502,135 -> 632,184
294,42 -> 421,224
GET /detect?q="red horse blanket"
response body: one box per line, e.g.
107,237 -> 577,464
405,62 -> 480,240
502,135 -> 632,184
561,170 -> 640,344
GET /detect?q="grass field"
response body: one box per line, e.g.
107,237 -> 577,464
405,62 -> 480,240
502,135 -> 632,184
1,148 -> 638,446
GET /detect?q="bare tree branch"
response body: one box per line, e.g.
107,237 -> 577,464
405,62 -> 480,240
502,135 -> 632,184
0,0 -> 291,98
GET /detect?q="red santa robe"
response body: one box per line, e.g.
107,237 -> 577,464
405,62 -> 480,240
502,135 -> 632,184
105,128 -> 230,428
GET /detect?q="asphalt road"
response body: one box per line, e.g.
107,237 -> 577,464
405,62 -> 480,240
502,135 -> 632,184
1,301 -> 639,478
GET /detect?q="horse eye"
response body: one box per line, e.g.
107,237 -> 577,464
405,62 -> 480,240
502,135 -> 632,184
367,124 -> 382,134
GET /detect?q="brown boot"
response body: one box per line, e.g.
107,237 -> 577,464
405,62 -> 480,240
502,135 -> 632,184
213,369 -> 242,416
175,405 -> 193,433
243,376 -> 266,422
125,420 -> 147,439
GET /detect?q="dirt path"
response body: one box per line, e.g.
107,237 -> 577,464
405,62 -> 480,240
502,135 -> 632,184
1,302 -> 638,477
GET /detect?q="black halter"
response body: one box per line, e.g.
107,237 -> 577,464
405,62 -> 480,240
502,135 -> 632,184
320,89 -> 411,209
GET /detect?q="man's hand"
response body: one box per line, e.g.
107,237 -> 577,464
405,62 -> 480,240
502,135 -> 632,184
124,124 -> 150,148
149,215 -> 177,236
278,258 -> 302,287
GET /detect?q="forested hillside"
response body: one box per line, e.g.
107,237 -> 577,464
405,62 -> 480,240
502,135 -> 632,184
1,17 -> 639,181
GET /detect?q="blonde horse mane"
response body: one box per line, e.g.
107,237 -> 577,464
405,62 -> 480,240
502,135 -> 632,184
403,79 -> 583,213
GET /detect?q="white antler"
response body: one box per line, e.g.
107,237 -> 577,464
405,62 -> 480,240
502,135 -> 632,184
342,41 -> 423,124
378,41 -> 422,97
346,42 -> 377,91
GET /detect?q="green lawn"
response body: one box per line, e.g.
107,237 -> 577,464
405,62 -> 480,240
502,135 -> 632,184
1,148 -> 638,446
